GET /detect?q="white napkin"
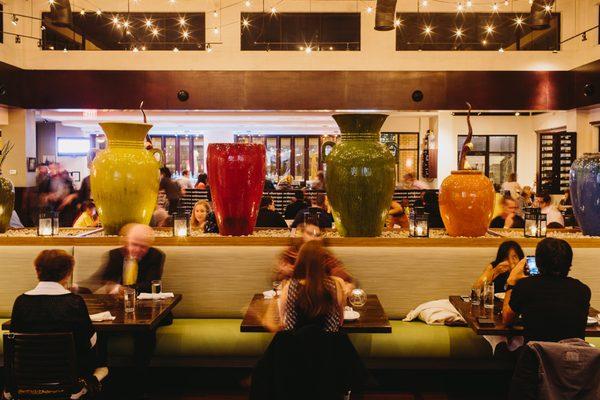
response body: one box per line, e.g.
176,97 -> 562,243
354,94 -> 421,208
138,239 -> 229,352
403,299 -> 466,325
89,311 -> 116,322
137,292 -> 174,300
263,290 -> 276,299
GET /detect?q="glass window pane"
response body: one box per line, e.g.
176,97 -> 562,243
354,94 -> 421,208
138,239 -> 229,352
165,137 -> 176,174
465,155 -> 486,174
236,135 -> 251,144
458,136 -> 486,152
489,136 -> 516,152
266,138 -> 278,181
308,137 -> 320,180
398,150 -> 418,178
179,137 -> 190,174
151,137 -> 162,151
489,154 -> 516,188
193,136 -> 204,176
280,138 -> 291,177
294,137 -> 305,180
399,133 -> 418,149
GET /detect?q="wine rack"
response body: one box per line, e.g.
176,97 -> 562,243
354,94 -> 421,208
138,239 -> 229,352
537,132 -> 576,195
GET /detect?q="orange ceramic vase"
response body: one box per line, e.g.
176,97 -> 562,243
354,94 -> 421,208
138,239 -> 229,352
439,170 -> 495,237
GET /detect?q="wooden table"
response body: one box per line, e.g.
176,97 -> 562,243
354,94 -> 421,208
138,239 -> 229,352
449,295 -> 600,337
2,294 -> 182,332
241,294 -> 392,333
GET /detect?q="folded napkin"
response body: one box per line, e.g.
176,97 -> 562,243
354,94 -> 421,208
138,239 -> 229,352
90,311 -> 116,322
263,290 -> 276,299
483,335 -> 524,354
137,292 -> 174,300
403,299 -> 466,325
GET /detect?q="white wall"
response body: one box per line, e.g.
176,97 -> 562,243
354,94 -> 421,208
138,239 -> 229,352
1,0 -> 597,71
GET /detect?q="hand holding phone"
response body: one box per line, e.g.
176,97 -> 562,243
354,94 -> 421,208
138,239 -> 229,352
526,256 -> 540,276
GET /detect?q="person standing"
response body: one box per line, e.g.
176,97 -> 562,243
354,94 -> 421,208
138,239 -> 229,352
402,173 -> 428,190
159,167 -> 182,214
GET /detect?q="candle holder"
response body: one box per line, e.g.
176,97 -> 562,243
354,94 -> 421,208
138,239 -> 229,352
173,209 -> 190,237
524,208 -> 547,238
38,210 -> 55,237
52,211 -> 60,236
409,207 -> 430,238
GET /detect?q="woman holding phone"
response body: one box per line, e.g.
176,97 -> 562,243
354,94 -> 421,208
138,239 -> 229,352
473,240 -> 525,293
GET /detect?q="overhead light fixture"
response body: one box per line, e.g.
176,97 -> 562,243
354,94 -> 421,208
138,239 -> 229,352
421,0 -> 428,6
515,112 -> 520,116
132,46 -> 139,52
63,47 -> 68,52
485,25 -> 494,34
123,20 -> 130,28
111,16 -> 120,25
49,0 -> 73,27
305,46 -> 312,54
423,25 -> 433,36
11,14 -> 18,26
213,11 -> 218,18
544,4 -> 552,12
498,46 -> 504,52
457,2 -> 464,12
504,0 -> 509,6
515,16 -> 524,26
151,28 -> 159,37
270,6 -> 277,14
49,0 -> 56,4
481,39 -> 487,45
79,9 -> 85,15
394,18 -> 402,27
454,27 -> 463,38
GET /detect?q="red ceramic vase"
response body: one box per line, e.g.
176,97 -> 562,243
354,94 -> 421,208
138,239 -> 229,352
207,143 -> 266,236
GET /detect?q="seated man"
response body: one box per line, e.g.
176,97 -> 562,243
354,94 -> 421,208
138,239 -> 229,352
99,223 -> 165,294
284,190 -> 309,220
9,250 -> 107,399
536,192 -> 565,228
490,197 -> 525,229
256,196 -> 288,228
290,193 -> 333,229
502,238 -> 591,343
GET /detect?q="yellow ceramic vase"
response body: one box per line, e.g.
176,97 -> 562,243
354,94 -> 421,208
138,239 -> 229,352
91,122 -> 163,235
439,170 -> 495,237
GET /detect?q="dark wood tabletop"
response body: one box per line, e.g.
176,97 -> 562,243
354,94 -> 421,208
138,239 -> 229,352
2,294 -> 182,333
240,294 -> 392,334
449,295 -> 600,337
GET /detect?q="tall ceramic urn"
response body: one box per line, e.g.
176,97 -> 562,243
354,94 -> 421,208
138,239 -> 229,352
0,172 -> 15,233
91,122 -> 164,235
570,153 -> 600,236
207,143 -> 266,236
326,114 -> 396,237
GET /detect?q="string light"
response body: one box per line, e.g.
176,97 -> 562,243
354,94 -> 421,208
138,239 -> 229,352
457,3 -> 464,12
173,46 -> 179,52
96,9 -> 102,15
394,18 -> 402,27
270,6 -> 277,14
366,6 -> 373,13
466,0 -> 472,7
245,0 -> 252,6
178,17 -> 187,26
242,18 -> 250,28
213,27 -> 219,35
421,0 -> 428,6
492,3 -> 499,12
182,30 -> 190,39
144,18 -> 153,28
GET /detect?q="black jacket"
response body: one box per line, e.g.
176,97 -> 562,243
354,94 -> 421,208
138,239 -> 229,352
256,208 -> 288,228
100,247 -> 165,294
284,200 -> 309,220
291,207 -> 333,229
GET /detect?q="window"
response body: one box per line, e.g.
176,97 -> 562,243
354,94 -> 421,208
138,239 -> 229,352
396,12 -> 560,51
457,135 -> 517,189
148,135 -> 204,177
234,135 -> 338,181
41,12 -> 206,51
241,12 -> 360,51
381,132 -> 420,183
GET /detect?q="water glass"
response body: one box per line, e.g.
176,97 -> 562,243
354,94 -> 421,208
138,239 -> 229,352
470,287 -> 481,306
349,288 -> 367,308
151,280 -> 162,295
124,287 -> 136,313
483,283 -> 495,310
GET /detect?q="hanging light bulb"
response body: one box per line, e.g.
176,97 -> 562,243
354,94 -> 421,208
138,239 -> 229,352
423,25 -> 433,36
178,16 -> 187,26
515,16 -> 524,26
111,16 -> 120,25
144,19 -> 153,28
305,46 -> 312,54
544,4 -> 552,12
485,24 -> 494,34
498,46 -> 504,52
151,27 -> 159,37
80,9 -> 85,15
123,20 -> 130,28
454,27 -> 463,38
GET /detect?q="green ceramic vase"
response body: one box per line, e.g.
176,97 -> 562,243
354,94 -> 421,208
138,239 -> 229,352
326,114 -> 396,237
0,174 -> 15,233
91,122 -> 164,235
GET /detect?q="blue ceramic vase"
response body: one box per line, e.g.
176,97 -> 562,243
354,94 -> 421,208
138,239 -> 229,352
570,153 -> 600,236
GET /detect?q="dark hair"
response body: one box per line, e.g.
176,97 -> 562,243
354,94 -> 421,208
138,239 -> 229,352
160,167 -> 172,178
508,173 -> 517,182
535,238 -> 573,277
538,191 -> 552,205
292,241 -> 335,320
197,173 -> 208,185
314,193 -> 326,208
491,240 -> 524,268
501,197 -> 517,206
80,201 -> 95,212
293,190 -> 305,201
182,170 -> 189,176
34,249 -> 75,282
260,195 -> 273,209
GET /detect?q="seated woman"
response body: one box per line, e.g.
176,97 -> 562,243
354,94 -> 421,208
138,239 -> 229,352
386,200 -> 408,229
474,240 -> 524,293
72,201 -> 100,228
195,173 -> 208,190
8,250 -> 107,399
189,200 -> 218,233
251,241 -> 368,399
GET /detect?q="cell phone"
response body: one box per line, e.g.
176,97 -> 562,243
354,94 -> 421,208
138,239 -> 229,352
477,317 -> 495,326
526,256 -> 540,276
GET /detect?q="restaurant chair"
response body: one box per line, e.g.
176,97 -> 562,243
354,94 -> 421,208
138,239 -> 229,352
509,339 -> 600,400
3,332 -> 78,400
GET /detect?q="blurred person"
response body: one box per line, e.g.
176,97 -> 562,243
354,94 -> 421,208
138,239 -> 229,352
386,200 -> 408,229
275,224 -> 353,286
194,173 -> 208,190
490,197 -> 525,229
501,173 -> 522,200
413,190 -> 444,228
402,172 -> 428,190
9,210 -> 24,228
290,193 -> 333,229
263,178 -> 276,191
517,186 -> 534,212
8,250 -> 107,398
159,167 -> 182,214
256,196 -> 288,228
276,174 -> 293,190
284,190 -> 309,220
558,189 -> 572,209
536,192 -> 565,228
73,201 -> 100,228
251,241 -> 367,399
474,240 -> 525,293
502,238 -> 590,343
189,200 -> 218,233
177,170 -> 194,190
311,171 -> 326,191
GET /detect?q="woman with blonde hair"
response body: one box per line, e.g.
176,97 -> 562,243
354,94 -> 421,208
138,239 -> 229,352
190,200 -> 218,233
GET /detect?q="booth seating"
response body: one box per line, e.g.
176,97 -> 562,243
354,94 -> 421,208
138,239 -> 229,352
1,244 -> 599,368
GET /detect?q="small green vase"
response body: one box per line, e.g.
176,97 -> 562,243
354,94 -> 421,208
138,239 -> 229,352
326,114 -> 395,237
91,122 -> 164,235
0,173 -> 15,233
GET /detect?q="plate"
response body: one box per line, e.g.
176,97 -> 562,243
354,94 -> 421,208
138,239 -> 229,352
344,310 -> 360,321
587,316 -> 598,326
495,293 -> 506,300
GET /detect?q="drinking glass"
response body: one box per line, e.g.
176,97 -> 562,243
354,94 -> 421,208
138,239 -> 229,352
151,280 -> 162,295
349,288 -> 367,308
470,287 -> 481,306
483,283 -> 494,310
124,287 -> 136,313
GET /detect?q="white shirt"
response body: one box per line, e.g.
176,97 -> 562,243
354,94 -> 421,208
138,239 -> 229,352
176,177 -> 193,189
411,180 -> 429,190
25,281 -> 70,296
541,205 -> 565,227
